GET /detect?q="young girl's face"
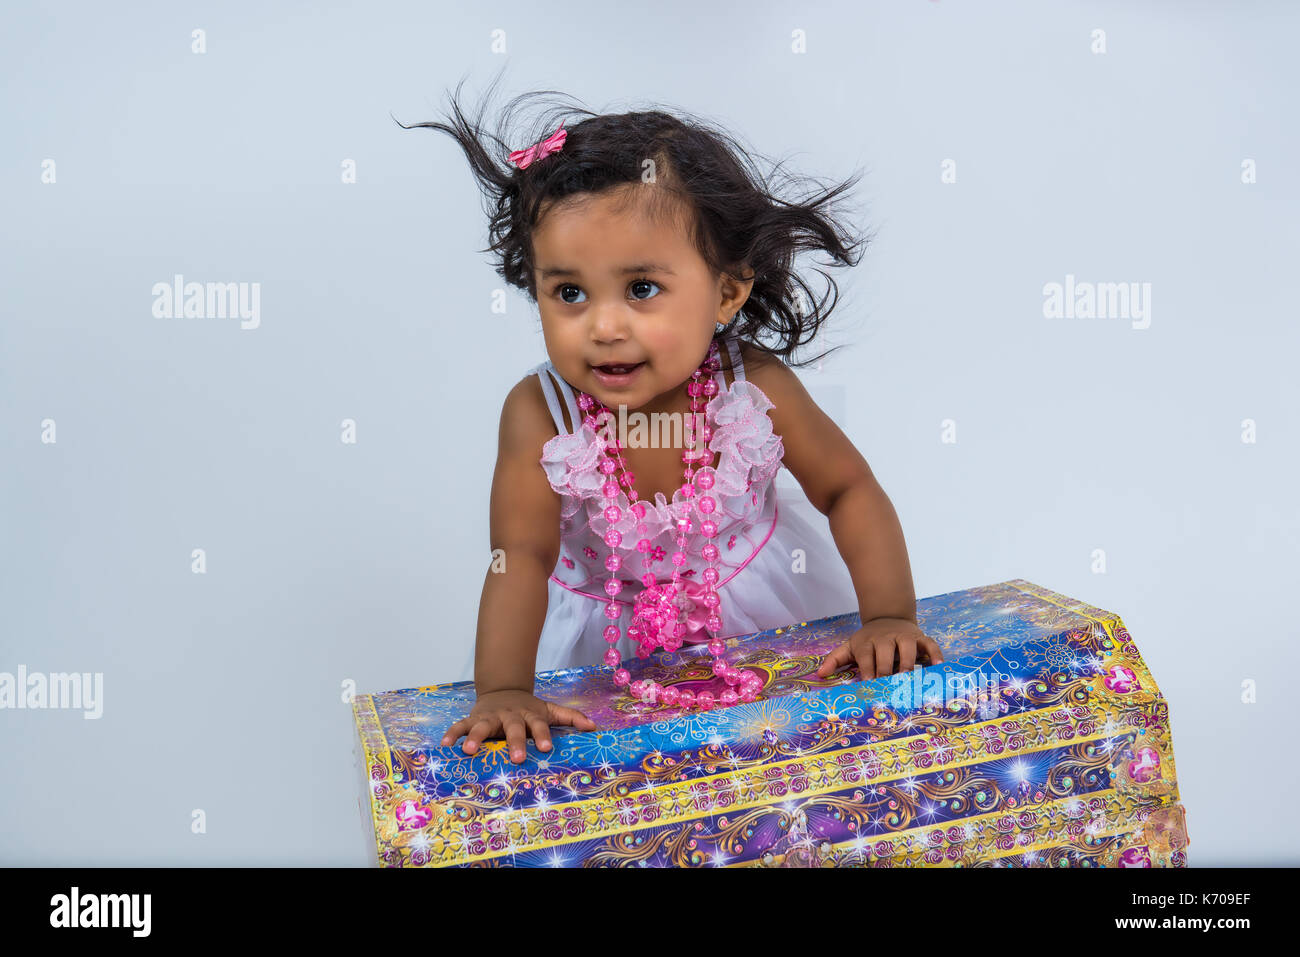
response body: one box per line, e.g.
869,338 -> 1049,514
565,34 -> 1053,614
531,185 -> 751,414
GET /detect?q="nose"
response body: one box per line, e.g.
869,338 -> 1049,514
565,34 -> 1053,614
589,304 -> 629,344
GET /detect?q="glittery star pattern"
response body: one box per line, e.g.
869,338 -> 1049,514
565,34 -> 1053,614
352,579 -> 1188,867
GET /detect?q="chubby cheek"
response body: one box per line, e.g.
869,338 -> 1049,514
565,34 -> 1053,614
540,322 -> 587,381
642,329 -> 708,379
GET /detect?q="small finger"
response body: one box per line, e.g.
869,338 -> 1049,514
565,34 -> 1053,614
817,643 -> 851,677
463,718 -> 494,755
897,638 -> 917,675
551,704 -> 598,731
923,637 -> 944,664
874,638 -> 894,678
504,717 -> 529,764
855,648 -> 876,681
524,713 -> 553,752
441,719 -> 467,746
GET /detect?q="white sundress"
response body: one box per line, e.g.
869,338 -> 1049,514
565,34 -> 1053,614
455,335 -> 859,681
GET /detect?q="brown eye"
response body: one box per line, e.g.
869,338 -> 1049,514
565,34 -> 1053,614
557,284 -> 586,304
629,279 -> 661,300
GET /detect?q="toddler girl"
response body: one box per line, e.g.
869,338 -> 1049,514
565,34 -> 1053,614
412,79 -> 942,764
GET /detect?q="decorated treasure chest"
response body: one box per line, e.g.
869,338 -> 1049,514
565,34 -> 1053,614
350,579 -> 1188,867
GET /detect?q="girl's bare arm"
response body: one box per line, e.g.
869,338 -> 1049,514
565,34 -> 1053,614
473,376 -> 563,694
441,376 -> 598,764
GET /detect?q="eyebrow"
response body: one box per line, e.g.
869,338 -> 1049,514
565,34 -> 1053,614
536,263 -> 676,280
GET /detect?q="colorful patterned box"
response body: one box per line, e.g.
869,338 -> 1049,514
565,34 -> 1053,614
351,579 -> 1188,867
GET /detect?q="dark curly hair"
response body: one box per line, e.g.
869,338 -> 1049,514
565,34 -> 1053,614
396,69 -> 872,367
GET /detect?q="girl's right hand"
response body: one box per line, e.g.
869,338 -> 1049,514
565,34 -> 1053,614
440,690 -> 598,764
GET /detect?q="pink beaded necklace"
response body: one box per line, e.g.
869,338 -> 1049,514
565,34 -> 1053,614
576,339 -> 763,712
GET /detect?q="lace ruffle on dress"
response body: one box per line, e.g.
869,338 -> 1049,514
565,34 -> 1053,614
454,336 -> 859,680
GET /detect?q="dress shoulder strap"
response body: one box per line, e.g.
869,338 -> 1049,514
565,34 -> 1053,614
724,336 -> 745,383
707,336 -> 745,391
528,361 -> 582,435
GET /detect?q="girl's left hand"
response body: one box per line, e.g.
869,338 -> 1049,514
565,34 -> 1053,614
814,617 -> 944,681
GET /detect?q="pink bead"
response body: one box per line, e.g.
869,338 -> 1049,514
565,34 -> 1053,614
642,572 -> 657,588
605,530 -> 623,548
629,680 -> 645,697
636,646 -> 652,659
698,496 -> 716,514
631,502 -> 647,520
627,624 -> 642,639
604,601 -> 621,619
697,692 -> 715,710
604,505 -> 622,523
707,614 -> 722,631
708,639 -> 725,656
702,589 -> 719,609
701,427 -> 712,441
678,689 -> 696,708
578,393 -> 594,410
687,382 -> 700,397
605,579 -> 623,596
720,690 -> 738,706
583,414 -> 598,429
738,687 -> 756,703
636,538 -> 651,553
603,481 -> 619,499
702,379 -> 719,397
604,625 -> 621,643
661,687 -> 681,707
614,669 -> 630,686
702,567 -> 719,585
701,520 -> 718,537
702,544 -> 720,562
605,554 -> 623,572
603,648 -> 620,666
619,472 -> 636,488
599,458 -> 617,474
672,621 -> 686,638
680,483 -> 695,498
712,659 -> 729,676
695,471 -> 714,490
671,551 -> 686,567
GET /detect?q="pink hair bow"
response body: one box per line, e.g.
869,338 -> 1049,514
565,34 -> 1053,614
509,124 -> 567,169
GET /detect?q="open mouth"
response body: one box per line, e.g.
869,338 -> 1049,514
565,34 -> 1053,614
592,362 -> 644,375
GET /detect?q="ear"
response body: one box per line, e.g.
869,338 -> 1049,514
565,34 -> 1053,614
718,266 -> 755,325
